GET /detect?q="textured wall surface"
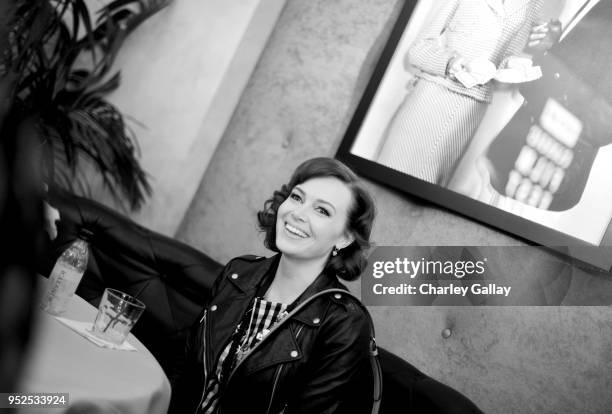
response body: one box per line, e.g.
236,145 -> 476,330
176,1 -> 612,413
97,0 -> 285,235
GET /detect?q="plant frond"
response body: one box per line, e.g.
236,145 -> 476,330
3,0 -> 169,209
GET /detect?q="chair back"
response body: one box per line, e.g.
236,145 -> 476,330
378,347 -> 484,414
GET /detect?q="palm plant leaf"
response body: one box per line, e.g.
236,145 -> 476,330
2,0 -> 171,210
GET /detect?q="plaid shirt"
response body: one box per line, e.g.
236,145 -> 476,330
199,297 -> 288,413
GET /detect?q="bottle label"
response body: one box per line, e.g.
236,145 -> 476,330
42,261 -> 84,315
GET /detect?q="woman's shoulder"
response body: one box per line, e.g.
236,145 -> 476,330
322,280 -> 371,330
210,254 -> 272,295
317,287 -> 372,351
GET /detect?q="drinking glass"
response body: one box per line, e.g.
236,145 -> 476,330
91,288 -> 145,345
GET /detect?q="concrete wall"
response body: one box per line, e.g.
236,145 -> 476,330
176,1 -> 612,413
96,0 -> 285,235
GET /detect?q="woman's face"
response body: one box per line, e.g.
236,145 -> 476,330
275,177 -> 354,261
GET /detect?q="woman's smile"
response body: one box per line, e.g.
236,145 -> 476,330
284,221 -> 310,238
275,176 -> 353,261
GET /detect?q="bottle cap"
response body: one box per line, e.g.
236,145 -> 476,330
77,228 -> 94,242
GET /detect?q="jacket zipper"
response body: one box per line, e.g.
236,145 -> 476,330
265,325 -> 304,414
199,306 -> 251,414
195,310 -> 208,414
266,366 -> 284,414
197,310 -> 241,414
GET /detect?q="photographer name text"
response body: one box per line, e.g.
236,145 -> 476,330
370,258 -> 512,297
372,283 -> 511,297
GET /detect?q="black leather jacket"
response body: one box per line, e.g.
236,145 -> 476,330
171,254 -> 373,414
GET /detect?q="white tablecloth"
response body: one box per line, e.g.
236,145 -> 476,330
18,281 -> 171,414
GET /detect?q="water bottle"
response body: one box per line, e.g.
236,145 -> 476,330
42,228 -> 92,315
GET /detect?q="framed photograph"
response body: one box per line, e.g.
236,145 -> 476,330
336,0 -> 612,271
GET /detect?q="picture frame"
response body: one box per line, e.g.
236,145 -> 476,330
336,0 -> 612,271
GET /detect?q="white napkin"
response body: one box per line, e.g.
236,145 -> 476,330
54,316 -> 138,351
455,57 -> 498,88
494,55 -> 542,84
494,65 -> 542,83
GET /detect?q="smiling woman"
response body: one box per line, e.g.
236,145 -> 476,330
277,179 -> 354,265
171,157 -> 378,414
259,157 -> 376,282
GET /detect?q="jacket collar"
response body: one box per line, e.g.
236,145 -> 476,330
226,254 -> 278,294
226,254 -> 346,326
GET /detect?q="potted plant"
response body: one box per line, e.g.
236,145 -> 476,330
1,0 -> 171,210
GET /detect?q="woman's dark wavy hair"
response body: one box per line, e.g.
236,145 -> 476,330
257,157 -> 376,281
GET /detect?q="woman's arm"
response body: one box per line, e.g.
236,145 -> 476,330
290,305 -> 372,414
405,0 -> 460,77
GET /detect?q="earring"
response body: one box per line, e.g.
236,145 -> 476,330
332,246 -> 338,256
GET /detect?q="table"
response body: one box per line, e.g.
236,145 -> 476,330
18,281 -> 171,414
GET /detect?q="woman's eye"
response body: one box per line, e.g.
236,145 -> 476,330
316,207 -> 330,216
290,193 -> 302,202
